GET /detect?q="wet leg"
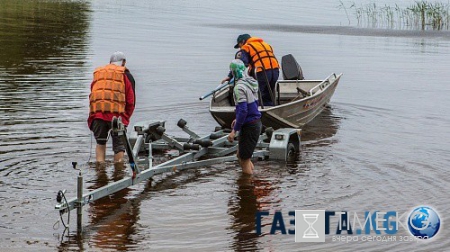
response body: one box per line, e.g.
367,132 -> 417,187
240,158 -> 253,175
96,144 -> 106,163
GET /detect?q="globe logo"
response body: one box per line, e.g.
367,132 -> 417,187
407,206 -> 441,239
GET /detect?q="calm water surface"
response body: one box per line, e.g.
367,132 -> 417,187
0,0 -> 449,251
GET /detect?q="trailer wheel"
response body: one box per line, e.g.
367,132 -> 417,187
286,142 -> 297,161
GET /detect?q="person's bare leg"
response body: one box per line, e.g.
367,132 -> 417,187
240,158 -> 253,175
96,144 -> 106,162
237,158 -> 242,167
114,151 -> 124,163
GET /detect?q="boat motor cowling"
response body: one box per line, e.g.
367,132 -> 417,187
281,54 -> 304,80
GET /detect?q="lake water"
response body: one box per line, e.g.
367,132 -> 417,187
1,0 -> 449,251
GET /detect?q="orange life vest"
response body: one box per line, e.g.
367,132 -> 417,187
89,64 -> 126,114
241,37 -> 279,73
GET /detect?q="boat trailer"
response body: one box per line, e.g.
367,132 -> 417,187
54,118 -> 301,232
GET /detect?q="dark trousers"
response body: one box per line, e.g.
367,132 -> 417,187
256,68 -> 279,106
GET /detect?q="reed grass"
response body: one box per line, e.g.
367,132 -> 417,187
338,1 -> 450,30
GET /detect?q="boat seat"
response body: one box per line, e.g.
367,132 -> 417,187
275,82 -> 310,104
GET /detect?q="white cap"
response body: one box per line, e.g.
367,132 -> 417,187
110,51 -> 126,65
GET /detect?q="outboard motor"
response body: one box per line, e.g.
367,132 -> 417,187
281,54 -> 304,80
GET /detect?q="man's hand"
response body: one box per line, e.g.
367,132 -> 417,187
221,77 -> 231,84
227,130 -> 236,143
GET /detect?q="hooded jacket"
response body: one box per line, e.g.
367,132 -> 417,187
233,77 -> 261,132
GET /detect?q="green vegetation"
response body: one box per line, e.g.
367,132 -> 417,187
338,1 -> 450,30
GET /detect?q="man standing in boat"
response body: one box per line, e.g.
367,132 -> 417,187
227,59 -> 262,175
88,51 -> 136,163
234,34 -> 280,106
220,50 -> 243,84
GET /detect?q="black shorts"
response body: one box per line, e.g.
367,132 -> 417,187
90,119 -> 126,154
238,120 -> 262,160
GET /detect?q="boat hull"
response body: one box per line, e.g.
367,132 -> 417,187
209,73 -> 342,130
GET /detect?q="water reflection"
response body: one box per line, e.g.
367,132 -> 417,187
0,1 -> 92,249
228,169 -> 287,251
0,0 -> 91,72
301,106 -> 341,146
227,174 -> 259,251
88,162 -> 138,250
0,0 -> 91,170
58,162 -> 140,251
0,0 -> 91,121
224,107 -> 340,251
56,166 -> 227,251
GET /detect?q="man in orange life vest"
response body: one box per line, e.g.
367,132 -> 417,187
87,51 -> 136,163
234,34 -> 280,106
